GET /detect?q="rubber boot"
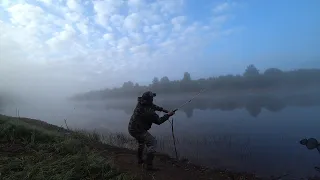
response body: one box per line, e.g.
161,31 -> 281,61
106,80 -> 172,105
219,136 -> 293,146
137,147 -> 144,164
145,153 -> 156,171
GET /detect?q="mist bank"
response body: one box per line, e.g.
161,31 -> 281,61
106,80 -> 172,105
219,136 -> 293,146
76,92 -> 320,118
71,65 -> 320,101
0,91 -> 17,110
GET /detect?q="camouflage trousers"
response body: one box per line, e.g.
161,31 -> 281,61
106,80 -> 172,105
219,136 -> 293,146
129,131 -> 157,155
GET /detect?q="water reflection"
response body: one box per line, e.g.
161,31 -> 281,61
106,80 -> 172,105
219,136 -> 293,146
83,93 -> 320,118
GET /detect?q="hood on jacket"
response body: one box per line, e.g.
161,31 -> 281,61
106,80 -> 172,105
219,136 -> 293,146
138,96 -> 153,105
137,91 -> 156,105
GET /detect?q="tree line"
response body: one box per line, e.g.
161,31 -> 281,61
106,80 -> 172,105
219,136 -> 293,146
72,64 -> 320,100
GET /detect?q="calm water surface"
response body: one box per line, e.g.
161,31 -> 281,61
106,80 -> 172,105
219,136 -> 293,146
2,93 -> 319,178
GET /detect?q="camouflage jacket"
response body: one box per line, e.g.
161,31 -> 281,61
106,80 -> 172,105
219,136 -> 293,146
128,97 -> 170,134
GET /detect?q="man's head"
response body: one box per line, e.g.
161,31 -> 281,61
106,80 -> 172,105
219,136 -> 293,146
140,91 -> 156,104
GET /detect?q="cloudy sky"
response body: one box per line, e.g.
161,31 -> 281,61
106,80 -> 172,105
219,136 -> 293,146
0,0 -> 319,97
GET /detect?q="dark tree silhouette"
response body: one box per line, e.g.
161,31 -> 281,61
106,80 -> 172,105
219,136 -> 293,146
122,81 -> 134,89
71,65 -> 320,101
160,76 -> 170,84
244,64 -> 260,77
264,68 -> 283,76
182,72 -> 191,82
152,77 -> 159,86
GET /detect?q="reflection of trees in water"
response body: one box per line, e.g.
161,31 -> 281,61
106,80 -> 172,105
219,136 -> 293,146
245,96 -> 285,117
175,95 -> 286,118
164,95 -> 287,118
184,106 -> 194,118
84,94 -> 320,118
245,103 -> 261,118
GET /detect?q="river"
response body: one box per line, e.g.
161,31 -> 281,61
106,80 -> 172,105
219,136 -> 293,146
1,92 -> 319,179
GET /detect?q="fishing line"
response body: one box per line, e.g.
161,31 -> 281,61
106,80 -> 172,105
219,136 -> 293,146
173,88 -> 207,112
168,88 -> 207,160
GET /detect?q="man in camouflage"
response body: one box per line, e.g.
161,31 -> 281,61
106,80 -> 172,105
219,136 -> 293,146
128,91 -> 175,170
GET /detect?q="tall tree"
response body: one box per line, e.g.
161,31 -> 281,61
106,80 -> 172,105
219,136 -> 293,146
181,72 -> 192,91
152,77 -> 159,85
122,81 -> 134,89
160,76 -> 170,84
182,72 -> 191,82
243,64 -> 259,77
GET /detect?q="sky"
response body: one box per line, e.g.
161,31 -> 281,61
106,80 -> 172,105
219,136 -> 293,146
0,0 -> 319,98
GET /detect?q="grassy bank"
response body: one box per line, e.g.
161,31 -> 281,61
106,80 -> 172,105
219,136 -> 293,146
0,114 -> 133,180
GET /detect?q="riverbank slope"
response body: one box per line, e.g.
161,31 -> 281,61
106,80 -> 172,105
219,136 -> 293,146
0,114 -> 296,180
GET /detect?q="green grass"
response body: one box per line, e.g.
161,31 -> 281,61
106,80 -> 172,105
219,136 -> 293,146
0,115 -> 134,180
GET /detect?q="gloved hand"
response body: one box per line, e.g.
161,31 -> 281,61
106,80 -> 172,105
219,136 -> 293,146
167,111 -> 175,116
162,109 -> 169,113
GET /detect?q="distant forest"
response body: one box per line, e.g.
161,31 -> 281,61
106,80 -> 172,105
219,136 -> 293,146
72,64 -> 320,100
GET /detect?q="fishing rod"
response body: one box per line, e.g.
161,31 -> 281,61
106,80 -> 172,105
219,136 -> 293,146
171,88 -> 207,113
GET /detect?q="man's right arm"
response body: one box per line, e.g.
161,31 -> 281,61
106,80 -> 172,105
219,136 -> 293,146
151,113 -> 170,125
143,109 -> 170,125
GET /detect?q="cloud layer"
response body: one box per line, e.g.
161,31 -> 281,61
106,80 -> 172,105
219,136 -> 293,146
0,0 -> 240,97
